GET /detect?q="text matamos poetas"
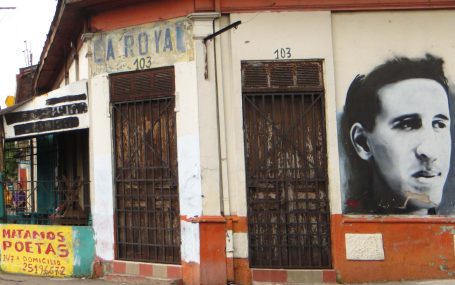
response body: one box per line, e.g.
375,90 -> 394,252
0,225 -> 73,277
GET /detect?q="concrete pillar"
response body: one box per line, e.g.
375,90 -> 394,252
84,33 -> 115,264
87,73 -> 115,264
176,12 -> 227,285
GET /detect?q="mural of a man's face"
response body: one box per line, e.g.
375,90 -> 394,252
351,78 -> 451,209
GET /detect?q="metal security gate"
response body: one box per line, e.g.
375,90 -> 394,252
111,67 -> 180,264
242,61 -> 331,268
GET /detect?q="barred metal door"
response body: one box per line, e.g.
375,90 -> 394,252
111,67 -> 180,264
242,61 -> 331,268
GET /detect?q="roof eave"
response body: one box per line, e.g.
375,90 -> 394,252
33,0 -> 85,95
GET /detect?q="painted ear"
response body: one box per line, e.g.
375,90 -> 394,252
350,123 -> 372,161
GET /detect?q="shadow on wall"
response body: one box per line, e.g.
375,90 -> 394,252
439,86 -> 455,215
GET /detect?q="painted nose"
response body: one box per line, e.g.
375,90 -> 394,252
415,137 -> 437,163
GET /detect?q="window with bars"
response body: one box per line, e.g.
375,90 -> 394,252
2,130 -> 90,226
242,60 -> 331,269
110,67 -> 180,264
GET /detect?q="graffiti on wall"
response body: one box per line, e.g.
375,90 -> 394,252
340,54 -> 454,215
0,224 -> 73,277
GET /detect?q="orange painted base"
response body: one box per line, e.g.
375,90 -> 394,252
92,257 -> 105,278
332,214 -> 455,283
182,261 -> 200,285
233,258 -> 251,285
226,257 -> 234,282
200,221 -> 227,285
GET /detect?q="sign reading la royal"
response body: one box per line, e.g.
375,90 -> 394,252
0,224 -> 73,277
92,18 -> 193,75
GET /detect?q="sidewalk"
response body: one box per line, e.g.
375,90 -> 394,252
0,273 -> 121,285
0,273 -> 454,285
353,280 -> 455,285
0,273 -> 180,285
253,280 -> 455,285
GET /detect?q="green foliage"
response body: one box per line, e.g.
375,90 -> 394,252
4,141 -> 18,181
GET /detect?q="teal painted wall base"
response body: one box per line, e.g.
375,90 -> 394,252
72,226 -> 95,277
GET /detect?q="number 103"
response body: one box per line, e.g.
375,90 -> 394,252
274,48 -> 291,59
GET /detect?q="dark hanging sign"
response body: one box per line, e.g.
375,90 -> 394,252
3,80 -> 89,139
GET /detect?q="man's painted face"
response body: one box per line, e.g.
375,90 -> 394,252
365,78 -> 451,208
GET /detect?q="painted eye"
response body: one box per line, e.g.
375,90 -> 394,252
433,120 -> 448,129
392,118 -> 421,131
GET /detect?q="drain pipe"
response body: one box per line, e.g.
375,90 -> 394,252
204,18 -> 241,284
203,19 -> 241,217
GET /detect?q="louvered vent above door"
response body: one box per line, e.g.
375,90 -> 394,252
242,60 -> 323,93
110,66 -> 175,103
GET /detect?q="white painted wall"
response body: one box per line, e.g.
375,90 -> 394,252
193,15 -> 222,216
227,11 -> 342,217
24,34 -> 113,259
175,12 -> 223,263
79,43 -> 89,81
215,16 -> 233,217
175,61 -> 203,219
56,42 -> 90,87
180,221 -> 200,263
68,59 -> 77,83
88,73 -> 115,260
69,43 -> 90,83
175,59 -> 203,264
39,8 -> 455,266
332,10 -> 455,112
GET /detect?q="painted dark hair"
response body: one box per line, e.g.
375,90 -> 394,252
343,54 -> 449,132
341,54 -> 450,214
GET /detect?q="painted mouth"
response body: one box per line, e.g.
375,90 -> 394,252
412,171 -> 441,179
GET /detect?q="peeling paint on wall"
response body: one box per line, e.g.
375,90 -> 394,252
438,226 -> 455,235
181,221 -> 200,263
91,18 -> 193,76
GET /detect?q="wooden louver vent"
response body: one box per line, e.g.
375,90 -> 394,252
110,66 -> 175,103
242,61 -> 323,92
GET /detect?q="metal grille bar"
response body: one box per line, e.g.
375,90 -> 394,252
112,69 -> 180,264
243,70 -> 331,268
3,132 -> 90,226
